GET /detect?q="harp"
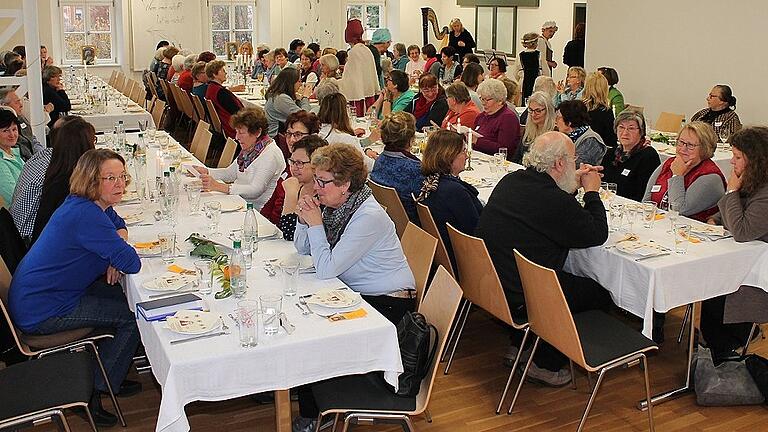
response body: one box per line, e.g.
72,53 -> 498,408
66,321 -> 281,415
421,7 -> 449,46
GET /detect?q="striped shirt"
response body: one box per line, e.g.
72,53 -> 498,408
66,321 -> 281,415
11,148 -> 52,238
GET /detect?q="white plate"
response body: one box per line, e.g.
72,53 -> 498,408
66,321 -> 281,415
165,310 -> 220,335
691,225 -> 726,236
259,223 -> 278,238
306,289 -> 361,309
121,190 -> 140,202
122,212 -> 145,225
143,274 -> 196,291
615,241 -> 668,257
279,253 -> 314,270
132,240 -> 161,257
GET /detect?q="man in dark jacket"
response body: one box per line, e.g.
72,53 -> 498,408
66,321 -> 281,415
476,131 -> 612,386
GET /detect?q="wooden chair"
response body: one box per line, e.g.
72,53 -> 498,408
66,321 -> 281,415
311,266 -> 463,432
189,120 -> 211,156
192,94 -> 208,124
655,112 -> 685,133
130,81 -> 144,105
218,137 -> 238,168
193,128 -> 213,163
510,250 -> 657,430
151,99 -> 166,129
415,201 -> 455,279
205,98 -> 223,135
0,257 -> 127,426
107,70 -> 117,86
401,222 -> 438,308
114,73 -> 125,93
368,179 -> 409,238
445,224 -> 530,414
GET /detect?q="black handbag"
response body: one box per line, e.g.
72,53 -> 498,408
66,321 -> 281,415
394,311 -> 437,397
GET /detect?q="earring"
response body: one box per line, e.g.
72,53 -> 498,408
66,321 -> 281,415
341,191 -> 347,195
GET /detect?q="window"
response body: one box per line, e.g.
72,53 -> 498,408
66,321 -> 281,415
60,1 -> 116,64
475,7 -> 517,55
346,2 -> 384,40
210,2 -> 254,57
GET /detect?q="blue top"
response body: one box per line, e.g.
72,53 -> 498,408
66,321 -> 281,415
370,151 -> 424,222
294,196 -> 415,296
393,56 -> 409,71
191,83 -> 209,101
9,195 -> 141,331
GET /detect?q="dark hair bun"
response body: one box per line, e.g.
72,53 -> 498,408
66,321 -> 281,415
729,95 -> 737,107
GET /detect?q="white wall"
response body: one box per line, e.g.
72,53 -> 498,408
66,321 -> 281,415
587,0 -> 768,126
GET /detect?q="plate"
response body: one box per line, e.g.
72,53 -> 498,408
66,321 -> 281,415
220,200 -> 245,212
121,190 -> 140,202
133,240 -> 161,257
143,274 -> 196,291
259,223 -> 278,238
615,241 -> 668,257
121,212 -> 145,225
306,289 -> 361,309
165,310 -> 220,335
126,107 -> 145,113
691,225 -> 726,236
279,253 -> 314,270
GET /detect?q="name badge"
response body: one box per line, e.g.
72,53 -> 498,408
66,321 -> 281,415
621,169 -> 631,176
714,121 -> 723,128
20,122 -> 27,129
651,184 -> 661,193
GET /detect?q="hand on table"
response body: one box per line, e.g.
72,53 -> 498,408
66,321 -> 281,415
296,195 -> 323,226
200,174 -> 227,193
229,84 -> 246,92
577,163 -> 603,192
194,166 -> 209,175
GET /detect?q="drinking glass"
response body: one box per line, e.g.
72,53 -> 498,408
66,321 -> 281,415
147,125 -> 157,144
158,231 -> 176,263
674,224 -> 691,254
623,205 -> 638,234
281,263 -> 300,297
260,295 -> 282,335
498,147 -> 508,162
158,135 -> 170,152
609,202 -> 624,232
719,127 -> 730,144
606,183 -> 618,204
667,202 -> 680,232
204,201 -> 222,234
236,300 -> 259,347
186,181 -> 203,214
642,200 -> 657,228
194,259 -> 213,295
137,119 -> 148,132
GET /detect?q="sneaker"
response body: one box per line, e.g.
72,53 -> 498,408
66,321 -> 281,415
522,362 -> 572,387
292,416 -> 316,432
503,345 -> 531,368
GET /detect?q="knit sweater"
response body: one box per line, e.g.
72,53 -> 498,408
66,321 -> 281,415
370,151 -> 424,222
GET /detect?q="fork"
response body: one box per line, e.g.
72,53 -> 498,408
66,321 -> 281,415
219,316 -> 230,332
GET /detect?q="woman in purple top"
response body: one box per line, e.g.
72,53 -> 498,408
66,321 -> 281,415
473,78 -> 521,159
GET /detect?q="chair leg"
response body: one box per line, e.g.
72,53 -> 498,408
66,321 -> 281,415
403,416 -> 417,432
441,299 -> 468,363
496,327 -> 530,414
677,304 -> 692,344
424,408 -> 432,423
641,354 -> 655,432
576,368 -> 607,432
53,410 -> 71,432
507,336 -> 540,415
341,414 -> 354,432
570,360 -> 577,390
444,302 -> 472,374
88,341 -> 127,427
741,323 -> 759,356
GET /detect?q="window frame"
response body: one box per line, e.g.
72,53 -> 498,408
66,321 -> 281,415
208,1 -> 255,59
345,1 -> 386,41
58,0 -> 118,65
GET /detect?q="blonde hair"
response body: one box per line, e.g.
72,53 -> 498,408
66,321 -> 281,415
567,66 -> 586,86
521,32 -> 539,49
679,121 -> 718,159
533,76 -> 557,100
582,72 -> 610,111
380,111 -> 416,151
522,91 -> 556,145
311,143 -> 367,192
421,130 -> 465,176
450,18 -> 464,32
70,149 -> 127,201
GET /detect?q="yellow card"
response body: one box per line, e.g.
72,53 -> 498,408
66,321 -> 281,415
328,308 -> 368,322
133,241 -> 159,249
655,214 -> 665,220
167,264 -> 195,274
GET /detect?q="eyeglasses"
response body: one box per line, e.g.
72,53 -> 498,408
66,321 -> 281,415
313,175 -> 335,188
101,173 -> 131,185
480,96 -> 496,104
676,139 -> 700,151
286,131 -> 309,139
617,125 -> 640,133
421,86 -> 439,93
527,107 -> 546,115
288,158 -> 311,168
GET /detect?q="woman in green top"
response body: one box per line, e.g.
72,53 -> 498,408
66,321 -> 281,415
0,109 -> 24,205
371,69 -> 416,119
598,66 -> 625,115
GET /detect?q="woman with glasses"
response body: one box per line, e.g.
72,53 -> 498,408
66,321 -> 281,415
643,121 -> 725,221
442,82 -> 480,129
278,135 -> 328,241
9,148 -> 142,426
264,67 -> 314,138
601,109 -> 660,201
487,56 -> 507,80
691,84 -> 742,137
31,117 -> 97,243
370,69 -> 416,119
473,78 -> 521,159
512,91 -> 555,163
404,73 -> 449,131
553,66 -> 585,108
194,107 -> 286,211
317,93 -> 375,171
405,44 -> 426,82
285,110 -> 321,154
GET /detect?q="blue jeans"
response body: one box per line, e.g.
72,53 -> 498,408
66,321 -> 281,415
30,280 -> 139,392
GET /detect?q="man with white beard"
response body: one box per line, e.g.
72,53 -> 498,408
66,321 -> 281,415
476,131 -> 612,386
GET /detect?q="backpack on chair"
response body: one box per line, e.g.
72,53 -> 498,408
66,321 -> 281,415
393,311 -> 437,397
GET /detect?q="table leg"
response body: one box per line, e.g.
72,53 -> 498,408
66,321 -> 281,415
275,390 -> 292,432
637,302 -> 696,410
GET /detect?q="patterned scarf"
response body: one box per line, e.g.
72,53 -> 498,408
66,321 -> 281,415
566,125 -> 589,143
322,185 -> 373,249
613,138 -> 650,167
416,173 -> 441,201
237,135 -> 272,172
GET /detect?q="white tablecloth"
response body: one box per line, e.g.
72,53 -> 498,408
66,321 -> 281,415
118,138 -> 402,432
73,77 -> 155,133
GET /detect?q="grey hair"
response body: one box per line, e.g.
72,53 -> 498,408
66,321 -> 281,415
154,47 -> 165,61
533,76 -> 557,100
523,132 -> 572,172
315,78 -> 340,101
178,48 -> 193,57
319,54 -> 339,72
172,54 -> 186,71
0,87 -> 15,104
183,54 -> 197,70
42,65 -> 62,83
521,91 -> 556,145
445,82 -> 471,104
614,109 -> 647,137
477,78 -> 507,102
381,57 -> 393,75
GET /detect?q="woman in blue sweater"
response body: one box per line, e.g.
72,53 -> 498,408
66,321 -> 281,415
9,149 -> 142,426
416,129 -> 482,271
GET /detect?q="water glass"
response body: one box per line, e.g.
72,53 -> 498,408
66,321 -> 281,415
674,224 -> 691,254
623,205 -> 638,234
147,125 -> 157,143
606,183 -> 617,204
609,203 -> 624,232
667,202 -> 680,232
194,259 -> 213,294
498,147 -> 508,162
204,201 -> 222,234
281,264 -> 300,297
186,181 -> 203,214
158,231 -> 176,263
236,300 -> 259,347
642,201 -> 657,228
260,295 -> 282,335
158,135 -> 170,152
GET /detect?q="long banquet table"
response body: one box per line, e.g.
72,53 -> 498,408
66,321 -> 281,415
67,75 -> 155,133
114,133 -> 402,432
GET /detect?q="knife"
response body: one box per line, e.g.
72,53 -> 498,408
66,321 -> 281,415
635,252 -> 671,262
148,289 -> 198,299
279,313 -> 295,334
170,331 -> 228,345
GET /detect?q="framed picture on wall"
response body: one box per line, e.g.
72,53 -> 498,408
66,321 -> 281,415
80,45 -> 96,65
226,42 -> 240,61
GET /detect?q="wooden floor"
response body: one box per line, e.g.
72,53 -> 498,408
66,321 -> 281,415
29,306 -> 768,432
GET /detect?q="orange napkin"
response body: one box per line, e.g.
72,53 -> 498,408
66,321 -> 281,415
687,236 -> 701,244
167,264 -> 196,275
655,214 -> 665,220
133,241 -> 159,249
329,308 -> 368,322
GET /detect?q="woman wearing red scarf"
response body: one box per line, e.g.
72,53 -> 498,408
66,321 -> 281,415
405,73 -> 448,131
194,108 -> 286,211
642,121 -> 725,221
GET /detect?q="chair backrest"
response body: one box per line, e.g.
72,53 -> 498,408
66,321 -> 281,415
147,77 -> 159,101
159,80 -> 176,109
120,79 -> 133,97
190,120 -> 211,155
446,223 -> 515,327
0,256 -> 31,357
401,222 -> 437,308
108,70 -> 117,86
205,98 -> 223,134
192,94 -> 207,123
513,249 -> 588,369
655,112 -> 685,133
415,200 -> 455,279
130,81 -> 144,104
413,266 -> 463,414
114,73 -> 125,93
193,128 -> 213,163
151,99 -> 166,129
174,85 -> 194,120
368,179 -> 409,238
218,137 -> 238,168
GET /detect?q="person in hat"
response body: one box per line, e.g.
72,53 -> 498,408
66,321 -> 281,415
514,32 -> 545,102
537,20 -> 558,76
340,19 -> 380,117
371,28 -> 393,88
